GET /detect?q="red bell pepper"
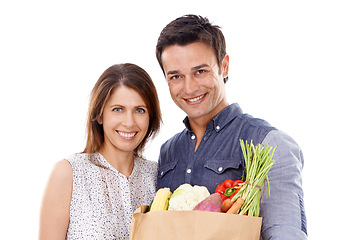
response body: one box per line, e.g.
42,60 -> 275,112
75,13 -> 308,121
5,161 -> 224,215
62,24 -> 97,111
215,184 -> 228,201
215,179 -> 244,201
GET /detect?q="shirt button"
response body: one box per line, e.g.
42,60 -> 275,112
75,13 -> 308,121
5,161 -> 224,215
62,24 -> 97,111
186,168 -> 192,173
218,166 -> 223,172
191,135 -> 196,140
160,171 -> 164,176
216,126 -> 220,130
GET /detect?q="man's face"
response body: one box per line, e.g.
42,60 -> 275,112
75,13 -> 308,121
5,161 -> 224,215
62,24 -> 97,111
161,41 -> 229,122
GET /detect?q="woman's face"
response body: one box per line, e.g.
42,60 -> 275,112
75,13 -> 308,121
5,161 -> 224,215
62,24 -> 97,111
100,86 -> 149,154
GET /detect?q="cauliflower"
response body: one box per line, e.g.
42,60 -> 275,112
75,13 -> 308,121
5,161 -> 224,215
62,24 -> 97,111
168,184 -> 210,211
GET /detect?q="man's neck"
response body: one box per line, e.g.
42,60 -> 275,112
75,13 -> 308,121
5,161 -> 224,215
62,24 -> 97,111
189,101 -> 229,152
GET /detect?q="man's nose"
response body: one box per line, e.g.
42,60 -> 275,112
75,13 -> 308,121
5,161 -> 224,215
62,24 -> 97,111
183,76 -> 198,95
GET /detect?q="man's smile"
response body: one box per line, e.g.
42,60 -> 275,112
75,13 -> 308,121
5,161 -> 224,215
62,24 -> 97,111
184,93 -> 207,104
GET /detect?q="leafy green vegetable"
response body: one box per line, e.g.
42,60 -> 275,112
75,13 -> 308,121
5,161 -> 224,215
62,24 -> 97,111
231,139 -> 276,217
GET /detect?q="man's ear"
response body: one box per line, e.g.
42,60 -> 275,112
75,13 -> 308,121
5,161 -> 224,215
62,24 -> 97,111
222,54 -> 229,78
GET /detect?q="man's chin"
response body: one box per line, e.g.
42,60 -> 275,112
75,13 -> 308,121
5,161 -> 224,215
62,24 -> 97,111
184,110 -> 208,121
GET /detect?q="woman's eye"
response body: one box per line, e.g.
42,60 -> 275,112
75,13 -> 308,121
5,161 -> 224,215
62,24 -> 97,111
112,107 -> 122,112
136,108 -> 146,114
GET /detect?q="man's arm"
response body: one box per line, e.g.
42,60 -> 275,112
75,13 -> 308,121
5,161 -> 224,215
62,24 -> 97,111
260,130 -> 307,239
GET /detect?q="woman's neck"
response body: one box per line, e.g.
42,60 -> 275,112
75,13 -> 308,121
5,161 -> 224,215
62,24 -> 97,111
99,144 -> 135,179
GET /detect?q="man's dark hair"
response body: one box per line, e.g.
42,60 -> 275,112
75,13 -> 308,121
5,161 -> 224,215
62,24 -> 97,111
156,14 -> 228,83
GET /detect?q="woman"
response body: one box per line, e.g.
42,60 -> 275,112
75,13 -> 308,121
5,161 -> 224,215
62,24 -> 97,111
39,63 -> 162,239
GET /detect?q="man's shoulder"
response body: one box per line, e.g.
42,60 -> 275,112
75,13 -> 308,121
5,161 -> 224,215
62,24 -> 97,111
218,107 -> 277,145
233,112 -> 277,138
160,129 -> 187,151
219,104 -> 276,133
237,112 -> 274,128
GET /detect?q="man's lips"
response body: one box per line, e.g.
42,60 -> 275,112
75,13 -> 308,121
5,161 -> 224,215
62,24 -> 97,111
184,93 -> 206,103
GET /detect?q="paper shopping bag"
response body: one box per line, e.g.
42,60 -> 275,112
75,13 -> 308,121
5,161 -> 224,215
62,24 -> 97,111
129,205 -> 262,240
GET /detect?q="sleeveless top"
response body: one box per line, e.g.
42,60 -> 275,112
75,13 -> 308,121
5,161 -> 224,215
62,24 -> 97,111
65,152 -> 157,240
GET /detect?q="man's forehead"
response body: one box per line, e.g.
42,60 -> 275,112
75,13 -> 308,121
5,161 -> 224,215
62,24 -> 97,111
161,43 -> 217,73
166,64 -> 211,75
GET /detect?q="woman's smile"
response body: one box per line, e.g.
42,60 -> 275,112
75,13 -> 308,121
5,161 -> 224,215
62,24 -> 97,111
116,130 -> 138,139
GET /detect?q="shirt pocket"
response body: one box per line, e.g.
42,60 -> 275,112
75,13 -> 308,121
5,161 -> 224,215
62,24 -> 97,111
204,159 -> 241,174
203,159 -> 243,192
157,161 -> 179,191
158,161 -> 178,178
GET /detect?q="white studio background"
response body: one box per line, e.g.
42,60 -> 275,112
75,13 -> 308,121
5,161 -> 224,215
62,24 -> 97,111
0,0 -> 342,239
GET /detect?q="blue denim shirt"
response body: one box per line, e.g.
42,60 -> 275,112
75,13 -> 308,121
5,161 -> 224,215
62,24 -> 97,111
157,103 -> 307,239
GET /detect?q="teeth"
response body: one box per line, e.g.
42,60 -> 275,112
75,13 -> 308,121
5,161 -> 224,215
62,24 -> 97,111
188,94 -> 205,102
118,131 -> 136,138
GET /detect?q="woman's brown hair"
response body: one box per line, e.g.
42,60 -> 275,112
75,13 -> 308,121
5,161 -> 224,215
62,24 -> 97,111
83,63 -> 162,158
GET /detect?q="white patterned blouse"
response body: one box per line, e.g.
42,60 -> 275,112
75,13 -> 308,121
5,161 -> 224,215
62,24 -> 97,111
65,152 -> 157,240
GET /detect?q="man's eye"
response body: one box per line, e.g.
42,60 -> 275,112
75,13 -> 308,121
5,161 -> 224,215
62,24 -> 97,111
196,69 -> 206,75
170,75 -> 180,81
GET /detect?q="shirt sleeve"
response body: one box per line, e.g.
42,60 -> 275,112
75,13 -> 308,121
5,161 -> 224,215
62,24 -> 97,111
260,130 -> 307,239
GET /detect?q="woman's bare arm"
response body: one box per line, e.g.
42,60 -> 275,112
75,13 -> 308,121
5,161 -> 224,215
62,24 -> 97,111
39,160 -> 73,239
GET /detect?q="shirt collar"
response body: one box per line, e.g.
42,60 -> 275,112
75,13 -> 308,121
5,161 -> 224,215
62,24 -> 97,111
183,103 -> 243,133
92,152 -> 139,180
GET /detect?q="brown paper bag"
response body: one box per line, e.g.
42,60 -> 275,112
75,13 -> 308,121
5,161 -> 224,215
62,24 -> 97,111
129,205 -> 262,240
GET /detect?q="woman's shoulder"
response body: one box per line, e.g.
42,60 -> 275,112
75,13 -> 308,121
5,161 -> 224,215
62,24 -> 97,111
43,160 -> 73,202
63,153 -> 103,174
51,160 -> 73,180
135,157 -> 158,171
64,152 -> 94,164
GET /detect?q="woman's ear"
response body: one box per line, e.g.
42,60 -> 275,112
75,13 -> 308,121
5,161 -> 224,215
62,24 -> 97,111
97,117 -> 103,125
93,115 -> 102,125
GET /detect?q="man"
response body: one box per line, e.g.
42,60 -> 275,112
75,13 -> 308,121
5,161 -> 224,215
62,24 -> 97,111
156,15 -> 307,239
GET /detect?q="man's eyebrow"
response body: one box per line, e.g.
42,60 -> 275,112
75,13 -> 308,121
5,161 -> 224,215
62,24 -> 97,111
191,64 -> 209,71
166,70 -> 180,75
166,64 -> 209,75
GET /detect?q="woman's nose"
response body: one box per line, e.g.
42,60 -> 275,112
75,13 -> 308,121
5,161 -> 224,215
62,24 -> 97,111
121,112 -> 134,128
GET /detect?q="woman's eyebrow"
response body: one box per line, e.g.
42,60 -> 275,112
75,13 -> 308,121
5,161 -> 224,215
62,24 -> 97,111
109,104 -> 147,108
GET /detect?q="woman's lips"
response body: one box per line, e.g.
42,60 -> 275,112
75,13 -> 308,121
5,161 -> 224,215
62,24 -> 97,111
116,131 -> 137,139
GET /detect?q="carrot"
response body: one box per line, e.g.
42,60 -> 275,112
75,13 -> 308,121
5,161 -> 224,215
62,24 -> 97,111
221,198 -> 234,212
226,197 -> 244,214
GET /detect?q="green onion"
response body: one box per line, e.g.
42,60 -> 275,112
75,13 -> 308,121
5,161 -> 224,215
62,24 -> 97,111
231,139 -> 276,217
